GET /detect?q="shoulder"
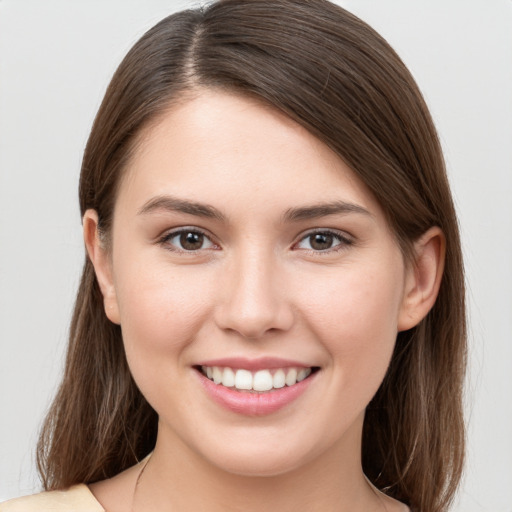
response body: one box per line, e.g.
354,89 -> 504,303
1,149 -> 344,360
0,484 -> 104,512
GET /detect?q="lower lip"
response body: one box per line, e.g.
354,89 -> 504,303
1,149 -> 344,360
196,370 -> 317,416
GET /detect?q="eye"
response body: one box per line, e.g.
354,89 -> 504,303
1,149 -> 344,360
161,229 -> 217,252
295,230 -> 352,252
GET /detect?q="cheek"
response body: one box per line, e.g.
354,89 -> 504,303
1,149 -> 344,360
296,262 -> 404,385
113,261 -> 220,412
112,254 -> 215,366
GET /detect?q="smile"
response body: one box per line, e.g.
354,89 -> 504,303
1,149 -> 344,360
195,362 -> 319,416
200,366 -> 313,392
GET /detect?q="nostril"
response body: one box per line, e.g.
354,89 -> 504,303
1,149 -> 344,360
214,301 -> 294,339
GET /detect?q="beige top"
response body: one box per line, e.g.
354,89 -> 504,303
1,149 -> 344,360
1,485 -> 413,511
0,485 -> 104,512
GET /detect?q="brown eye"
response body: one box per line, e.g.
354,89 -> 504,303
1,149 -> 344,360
164,229 -> 215,252
309,233 -> 334,251
295,230 -> 351,252
180,232 -> 204,250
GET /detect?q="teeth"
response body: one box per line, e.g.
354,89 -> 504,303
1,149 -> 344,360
253,370 -> 273,391
297,368 -> 308,382
201,366 -> 313,391
212,367 -> 223,384
285,368 -> 297,386
235,369 -> 253,390
222,367 -> 235,387
273,369 -> 285,389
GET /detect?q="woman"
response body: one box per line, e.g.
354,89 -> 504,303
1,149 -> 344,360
0,0 -> 466,511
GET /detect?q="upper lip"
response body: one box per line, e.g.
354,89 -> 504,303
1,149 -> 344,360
195,357 -> 314,371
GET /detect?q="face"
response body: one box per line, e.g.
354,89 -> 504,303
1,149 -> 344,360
89,90 -> 421,477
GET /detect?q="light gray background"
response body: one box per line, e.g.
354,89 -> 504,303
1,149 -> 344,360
1,1 -> 511,510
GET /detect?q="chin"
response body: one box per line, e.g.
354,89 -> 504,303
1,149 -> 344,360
192,429 -> 327,479
209,451 -> 306,478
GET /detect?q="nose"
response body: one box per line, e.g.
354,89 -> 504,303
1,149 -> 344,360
214,249 -> 294,339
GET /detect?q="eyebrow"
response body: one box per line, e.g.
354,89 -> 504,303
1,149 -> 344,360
282,200 -> 372,222
138,195 -> 371,223
138,195 -> 226,221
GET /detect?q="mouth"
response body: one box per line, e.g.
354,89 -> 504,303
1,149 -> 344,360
195,365 -> 319,393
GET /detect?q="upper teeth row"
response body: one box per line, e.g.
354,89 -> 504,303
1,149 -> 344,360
202,366 -> 312,391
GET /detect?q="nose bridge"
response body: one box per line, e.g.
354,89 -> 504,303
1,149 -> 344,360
216,243 -> 293,339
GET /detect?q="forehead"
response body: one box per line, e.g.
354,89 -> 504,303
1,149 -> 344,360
116,89 -> 385,223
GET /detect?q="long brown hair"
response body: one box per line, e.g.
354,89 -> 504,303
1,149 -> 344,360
37,1 -> 466,510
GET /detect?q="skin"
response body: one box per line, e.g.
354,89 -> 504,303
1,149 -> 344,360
85,90 -> 444,512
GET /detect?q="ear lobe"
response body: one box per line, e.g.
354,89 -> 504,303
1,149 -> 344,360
398,227 -> 445,332
83,209 -> 121,325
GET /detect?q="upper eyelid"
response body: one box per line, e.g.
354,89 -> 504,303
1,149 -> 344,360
296,228 -> 353,242
159,227 -> 219,249
161,226 -> 214,239
157,226 -> 353,248
292,229 -> 354,252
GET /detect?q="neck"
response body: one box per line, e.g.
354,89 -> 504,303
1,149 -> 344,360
133,419 -> 385,512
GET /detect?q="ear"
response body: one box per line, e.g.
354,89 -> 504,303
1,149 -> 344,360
398,227 -> 445,332
83,209 -> 120,325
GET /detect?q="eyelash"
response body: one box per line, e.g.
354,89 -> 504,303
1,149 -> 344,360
157,228 -> 353,254
158,228 -> 219,253
294,229 -> 353,254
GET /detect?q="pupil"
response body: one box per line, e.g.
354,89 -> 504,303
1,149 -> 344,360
311,233 -> 333,250
180,232 -> 203,250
